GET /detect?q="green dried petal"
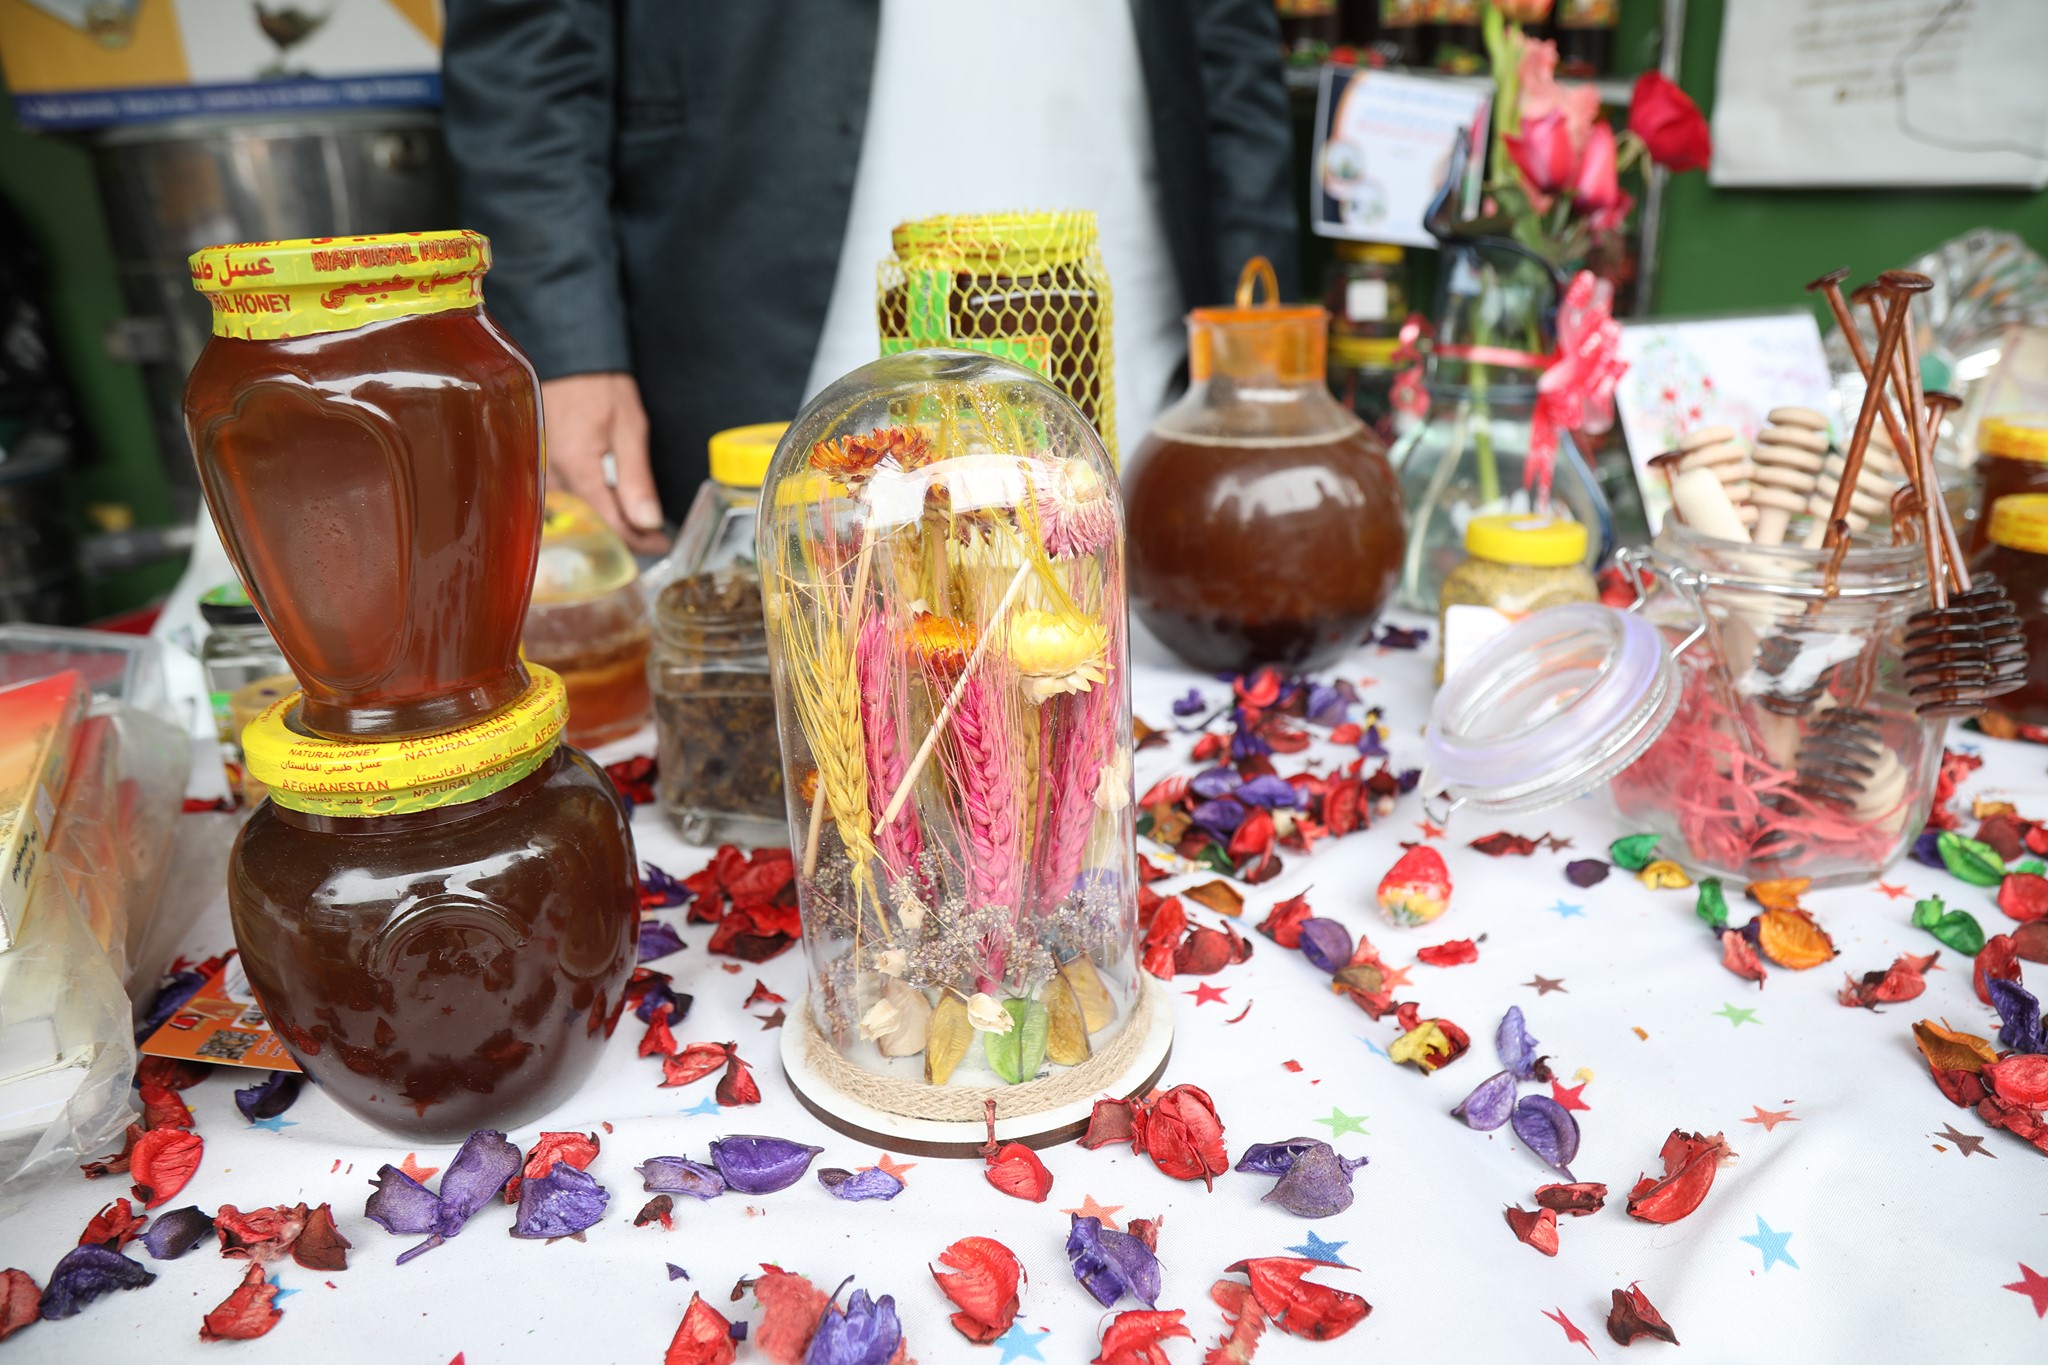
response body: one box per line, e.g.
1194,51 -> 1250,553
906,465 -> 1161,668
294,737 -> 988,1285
1609,833 -> 1662,872
1937,831 -> 2006,888
1694,877 -> 1729,929
1911,894 -> 1987,955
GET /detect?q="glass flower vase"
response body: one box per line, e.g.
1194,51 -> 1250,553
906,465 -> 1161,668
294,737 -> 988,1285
758,350 -> 1170,1153
1390,243 -> 1613,611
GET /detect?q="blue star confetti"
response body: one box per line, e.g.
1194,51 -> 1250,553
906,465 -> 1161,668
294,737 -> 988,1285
1286,1230 -> 1350,1265
1739,1216 -> 1798,1272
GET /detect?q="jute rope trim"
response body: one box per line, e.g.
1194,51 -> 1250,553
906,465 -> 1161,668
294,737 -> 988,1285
799,974 -> 1163,1121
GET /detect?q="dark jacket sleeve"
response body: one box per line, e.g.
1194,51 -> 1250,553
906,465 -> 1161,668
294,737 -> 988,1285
441,0 -> 630,380
1190,0 -> 1299,299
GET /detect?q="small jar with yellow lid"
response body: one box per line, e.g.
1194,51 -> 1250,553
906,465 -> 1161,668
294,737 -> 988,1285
523,491 -> 653,749
1973,492 -> 2048,731
1438,515 -> 1598,680
230,665 -> 638,1139
649,422 -> 787,844
1324,242 -> 1411,444
1968,415 -> 2048,557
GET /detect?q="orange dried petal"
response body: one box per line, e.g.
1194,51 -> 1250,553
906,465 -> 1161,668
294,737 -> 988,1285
1754,909 -> 1836,970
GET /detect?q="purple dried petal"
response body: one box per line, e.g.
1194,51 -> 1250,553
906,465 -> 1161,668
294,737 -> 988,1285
1066,1215 -> 1161,1308
1234,1137 -> 1325,1177
134,969 -> 205,1044
234,1071 -> 302,1122
1496,1006 -> 1541,1080
1230,724 -> 1271,761
641,861 -> 693,908
639,919 -> 686,962
394,1235 -> 445,1266
1297,918 -> 1354,975
1378,624 -> 1428,649
1511,1094 -> 1581,1178
1235,775 -> 1300,809
37,1244 -> 155,1319
1358,728 -> 1389,758
708,1135 -> 823,1195
1262,1143 -> 1366,1218
668,1263 -> 690,1280
1565,859 -> 1610,887
1990,977 -> 2047,1054
511,1162 -> 609,1239
1306,684 -> 1350,728
806,1287 -> 902,1365
817,1167 -> 905,1202
1172,689 -> 1208,717
1189,766 -> 1243,800
364,1165 -> 442,1237
636,980 -> 692,1024
138,1206 -> 214,1260
1911,828 -> 1945,868
637,1156 -> 727,1200
1396,767 -> 1422,794
1191,797 -> 1248,837
1452,1070 -> 1519,1130
434,1129 -> 521,1225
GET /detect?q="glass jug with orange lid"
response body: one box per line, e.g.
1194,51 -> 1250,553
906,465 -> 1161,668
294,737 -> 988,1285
183,232 -> 542,739
1124,257 -> 1405,673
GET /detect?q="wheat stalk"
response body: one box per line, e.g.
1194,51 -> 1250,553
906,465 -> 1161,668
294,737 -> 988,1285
857,612 -> 924,883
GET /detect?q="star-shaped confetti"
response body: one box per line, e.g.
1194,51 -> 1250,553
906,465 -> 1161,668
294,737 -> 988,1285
1542,1306 -> 1596,1356
398,1154 -> 439,1183
1744,1105 -> 1798,1132
757,1007 -> 786,1030
1542,834 -> 1575,852
267,1274 -> 298,1304
1185,983 -> 1229,1007
1739,1216 -> 1798,1271
1546,900 -> 1585,920
1524,974 -> 1568,995
2006,1263 -> 2048,1318
1286,1230 -> 1350,1265
1876,882 -> 1909,900
1314,1106 -> 1369,1138
1933,1123 -> 1994,1158
1416,819 -> 1446,840
993,1323 -> 1051,1363
862,1153 -> 916,1182
1061,1194 -> 1124,1230
1549,1080 -> 1590,1112
1355,1034 -> 1388,1059
1377,962 -> 1414,990
248,1115 -> 299,1134
1715,1002 -> 1760,1027
680,1095 -> 723,1117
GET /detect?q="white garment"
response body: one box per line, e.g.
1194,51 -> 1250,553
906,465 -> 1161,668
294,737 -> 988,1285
804,0 -> 1185,449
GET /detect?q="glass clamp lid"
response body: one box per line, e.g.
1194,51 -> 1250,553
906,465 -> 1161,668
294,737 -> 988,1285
1423,602 -> 1678,816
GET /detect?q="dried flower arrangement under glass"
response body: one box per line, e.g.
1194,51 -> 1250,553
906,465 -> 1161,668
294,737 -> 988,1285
760,350 -> 1168,1152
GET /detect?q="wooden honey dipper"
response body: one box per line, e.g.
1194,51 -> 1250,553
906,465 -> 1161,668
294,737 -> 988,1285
1672,425 -> 1759,527
1748,410 -> 1830,545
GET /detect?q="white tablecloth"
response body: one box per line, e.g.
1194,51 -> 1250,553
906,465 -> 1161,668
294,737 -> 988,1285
6,619 -> 2045,1363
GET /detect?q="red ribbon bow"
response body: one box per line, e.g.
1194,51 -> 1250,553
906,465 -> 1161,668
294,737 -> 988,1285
1530,271 -> 1628,500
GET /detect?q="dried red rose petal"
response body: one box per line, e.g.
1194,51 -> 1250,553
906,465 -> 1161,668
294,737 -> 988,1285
1080,1098 -> 1138,1150
1607,1283 -> 1678,1346
1258,893 -> 1315,948
138,1082 -> 194,1133
215,1203 -> 310,1263
1838,954 -> 1929,1009
1978,1092 -> 2048,1154
200,1263 -> 283,1342
1134,1084 -> 1228,1188
2016,919 -> 2048,962
1503,1205 -> 1559,1256
0,1268 -> 36,1343
716,1052 -> 762,1106
1930,1065 -> 1988,1108
931,1236 -> 1024,1343
1094,1308 -> 1193,1365
1998,871 -> 2048,923
129,1127 -> 202,1208
1142,897 -> 1187,980
640,1008 -> 680,1058
751,1265 -> 829,1364
1416,938 -> 1479,967
1626,1130 -> 1730,1224
1534,1182 -> 1608,1216
1986,1053 -> 2048,1108
78,1198 -> 147,1250
1471,832 -> 1539,857
705,902 -> 801,961
1975,935 -> 2022,1006
1719,928 -> 1767,985
1226,1257 -> 1370,1341
662,1042 -> 731,1087
292,1204 -> 351,1271
506,1130 -> 601,1204
665,1293 -> 737,1365
984,1142 -> 1055,1202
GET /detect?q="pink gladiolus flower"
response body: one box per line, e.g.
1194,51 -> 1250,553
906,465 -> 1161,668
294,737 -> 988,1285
1518,39 -> 1602,152
1572,122 -> 1622,212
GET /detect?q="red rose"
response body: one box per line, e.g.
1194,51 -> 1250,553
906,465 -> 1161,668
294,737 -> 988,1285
1628,72 -> 1711,172
1571,122 -> 1623,213
1505,110 -> 1580,196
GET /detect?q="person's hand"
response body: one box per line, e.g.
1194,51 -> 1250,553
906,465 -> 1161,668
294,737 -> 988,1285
540,372 -> 668,552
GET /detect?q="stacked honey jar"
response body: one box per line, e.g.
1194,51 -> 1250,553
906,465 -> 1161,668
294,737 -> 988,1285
183,232 -> 639,1139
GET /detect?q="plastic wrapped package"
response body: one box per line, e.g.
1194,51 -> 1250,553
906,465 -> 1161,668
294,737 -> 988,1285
0,866 -> 137,1218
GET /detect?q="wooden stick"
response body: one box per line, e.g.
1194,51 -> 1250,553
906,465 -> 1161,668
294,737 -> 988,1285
880,559 -> 1033,827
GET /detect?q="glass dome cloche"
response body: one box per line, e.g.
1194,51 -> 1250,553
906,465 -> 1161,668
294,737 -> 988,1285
759,349 -> 1170,1153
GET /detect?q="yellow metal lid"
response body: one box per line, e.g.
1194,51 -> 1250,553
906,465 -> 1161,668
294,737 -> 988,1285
1335,241 -> 1405,264
709,422 -> 789,488
1988,493 -> 2048,555
242,666 -> 566,817
890,211 -> 1098,272
188,231 -> 490,341
1464,515 -> 1588,567
1981,415 -> 2048,463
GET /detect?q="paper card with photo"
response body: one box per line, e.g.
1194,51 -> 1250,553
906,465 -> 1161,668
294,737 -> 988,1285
1312,66 -> 1491,249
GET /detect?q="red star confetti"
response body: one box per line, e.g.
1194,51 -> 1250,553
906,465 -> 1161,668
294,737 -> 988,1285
2006,1263 -> 2048,1318
1877,882 -> 1909,900
1743,1105 -> 1799,1132
865,1153 -> 915,1181
1543,1306 -> 1596,1356
1549,1081 -> 1591,1112
1062,1194 -> 1124,1231
1185,983 -> 1229,1007
398,1153 -> 439,1183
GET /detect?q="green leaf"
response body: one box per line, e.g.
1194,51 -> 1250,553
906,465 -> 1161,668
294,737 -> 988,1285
981,998 -> 1048,1086
1694,877 -> 1729,930
1609,833 -> 1662,872
2018,859 -> 2046,877
1135,811 -> 1155,838
1196,842 -> 1235,877
1911,895 -> 1987,956
1936,831 -> 2006,887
